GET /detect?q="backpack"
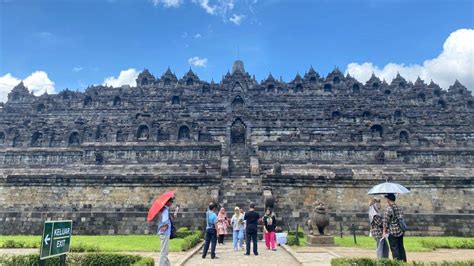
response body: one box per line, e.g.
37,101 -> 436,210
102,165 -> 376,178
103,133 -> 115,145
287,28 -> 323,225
170,214 -> 177,239
394,206 -> 408,232
398,217 -> 408,232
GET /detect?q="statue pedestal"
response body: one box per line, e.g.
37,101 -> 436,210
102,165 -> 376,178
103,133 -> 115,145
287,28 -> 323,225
306,235 -> 335,246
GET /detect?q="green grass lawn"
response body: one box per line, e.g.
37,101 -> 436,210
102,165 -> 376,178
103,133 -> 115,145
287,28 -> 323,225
334,236 -> 474,252
0,235 -> 192,252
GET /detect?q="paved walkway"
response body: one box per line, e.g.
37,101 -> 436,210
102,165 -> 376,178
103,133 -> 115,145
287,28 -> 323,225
184,240 -> 300,266
289,246 -> 474,265
2,245 -> 473,265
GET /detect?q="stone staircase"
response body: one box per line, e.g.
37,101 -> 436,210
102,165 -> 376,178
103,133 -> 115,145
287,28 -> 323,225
229,156 -> 251,177
219,177 -> 263,208
219,177 -> 265,239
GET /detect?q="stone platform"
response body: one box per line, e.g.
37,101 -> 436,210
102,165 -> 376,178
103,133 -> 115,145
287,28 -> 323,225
306,235 -> 335,246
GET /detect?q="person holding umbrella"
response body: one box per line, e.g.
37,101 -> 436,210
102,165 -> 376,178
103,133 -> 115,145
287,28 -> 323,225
368,181 -> 409,262
147,190 -> 178,266
157,197 -> 175,266
383,193 -> 407,262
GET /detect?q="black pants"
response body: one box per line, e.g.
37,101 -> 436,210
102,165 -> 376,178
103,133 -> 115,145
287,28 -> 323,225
202,228 -> 217,258
388,234 -> 407,262
245,230 -> 258,255
218,234 -> 225,244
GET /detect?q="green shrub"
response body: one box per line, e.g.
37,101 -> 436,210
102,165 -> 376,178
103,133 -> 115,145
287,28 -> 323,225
420,238 -> 474,250
287,234 -> 299,246
0,253 -> 154,266
70,242 -> 101,252
0,254 -> 60,266
287,231 -> 304,238
331,258 -> 405,266
132,257 -> 155,266
78,253 -> 150,265
176,227 -> 194,238
331,258 -> 474,266
181,230 -> 202,251
2,239 -> 26,248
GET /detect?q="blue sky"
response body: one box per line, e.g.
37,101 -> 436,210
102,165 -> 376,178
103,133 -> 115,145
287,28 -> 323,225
0,0 -> 473,100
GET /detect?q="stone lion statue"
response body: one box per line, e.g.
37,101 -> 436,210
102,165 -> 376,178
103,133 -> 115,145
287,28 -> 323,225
307,200 -> 330,235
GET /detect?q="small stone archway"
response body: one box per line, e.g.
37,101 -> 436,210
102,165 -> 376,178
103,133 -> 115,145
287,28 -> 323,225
232,95 -> 244,110
37,103 -> 45,113
352,84 -> 360,93
31,132 -> 43,147
83,96 -> 93,107
136,125 -> 150,141
113,96 -> 121,107
324,84 -> 332,92
186,78 -> 194,86
399,131 -> 409,144
178,125 -> 190,140
116,130 -> 127,142
12,135 -> 21,147
68,132 -> 81,147
294,84 -> 303,93
231,118 -> 246,144
371,124 -> 383,139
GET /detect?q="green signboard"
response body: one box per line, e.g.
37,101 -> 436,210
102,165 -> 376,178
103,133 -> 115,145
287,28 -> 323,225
40,220 -> 72,260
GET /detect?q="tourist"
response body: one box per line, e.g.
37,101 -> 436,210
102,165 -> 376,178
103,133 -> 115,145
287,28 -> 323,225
369,198 -> 389,258
244,203 -> 260,256
263,208 -> 277,251
239,207 -> 246,249
157,197 -> 174,266
202,203 -> 218,259
217,207 -> 229,244
231,206 -> 245,251
383,193 -> 407,262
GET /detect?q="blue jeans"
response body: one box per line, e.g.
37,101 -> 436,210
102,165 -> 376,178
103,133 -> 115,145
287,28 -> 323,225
232,229 -> 244,250
202,228 -> 217,258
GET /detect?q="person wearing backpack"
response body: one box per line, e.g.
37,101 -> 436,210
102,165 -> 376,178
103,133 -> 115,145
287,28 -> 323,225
157,197 -> 175,266
382,193 -> 407,262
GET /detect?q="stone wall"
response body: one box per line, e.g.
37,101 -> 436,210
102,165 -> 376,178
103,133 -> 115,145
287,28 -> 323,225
0,175 -> 219,234
263,174 -> 473,237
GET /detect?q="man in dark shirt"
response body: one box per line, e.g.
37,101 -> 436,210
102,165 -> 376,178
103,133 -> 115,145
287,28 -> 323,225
383,193 -> 407,262
243,203 -> 260,256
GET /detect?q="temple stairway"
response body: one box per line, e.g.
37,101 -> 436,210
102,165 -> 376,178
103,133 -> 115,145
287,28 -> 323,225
219,144 -> 265,239
219,177 -> 265,239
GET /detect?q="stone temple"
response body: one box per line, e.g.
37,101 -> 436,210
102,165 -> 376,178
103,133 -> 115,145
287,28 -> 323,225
0,60 -> 473,236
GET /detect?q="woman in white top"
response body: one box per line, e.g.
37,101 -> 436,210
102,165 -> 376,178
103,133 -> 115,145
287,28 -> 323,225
231,206 -> 245,251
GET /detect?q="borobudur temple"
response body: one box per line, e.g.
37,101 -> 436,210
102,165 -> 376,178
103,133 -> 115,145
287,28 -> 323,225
0,60 -> 472,236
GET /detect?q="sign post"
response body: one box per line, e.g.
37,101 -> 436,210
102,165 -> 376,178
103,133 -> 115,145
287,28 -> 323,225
40,220 -> 72,265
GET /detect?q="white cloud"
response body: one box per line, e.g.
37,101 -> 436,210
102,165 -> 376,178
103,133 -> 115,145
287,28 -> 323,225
229,14 -> 245,25
0,74 -> 20,103
103,68 -> 139,87
152,0 -> 182,7
188,56 -> 208,67
73,66 -> 83,72
192,0 -> 235,16
345,28 -> 474,91
0,71 -> 55,103
194,33 -> 202,38
194,0 -> 216,14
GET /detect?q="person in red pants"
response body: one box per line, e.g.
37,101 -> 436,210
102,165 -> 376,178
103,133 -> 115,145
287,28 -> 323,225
263,208 -> 277,251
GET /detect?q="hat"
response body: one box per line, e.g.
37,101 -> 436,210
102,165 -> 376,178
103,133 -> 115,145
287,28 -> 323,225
385,193 -> 396,201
